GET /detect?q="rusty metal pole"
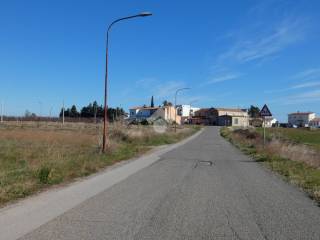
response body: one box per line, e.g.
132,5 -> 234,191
102,12 -> 152,152
102,31 -> 109,152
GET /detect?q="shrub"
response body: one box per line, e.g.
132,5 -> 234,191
38,166 -> 51,184
140,119 -> 149,125
110,128 -> 130,142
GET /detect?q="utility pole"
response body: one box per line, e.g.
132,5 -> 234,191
116,108 -> 118,121
49,107 -> 53,121
0,101 -> 3,123
62,100 -> 65,125
38,101 -> 42,121
94,104 -> 97,124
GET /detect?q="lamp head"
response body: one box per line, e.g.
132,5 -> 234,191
139,12 -> 152,17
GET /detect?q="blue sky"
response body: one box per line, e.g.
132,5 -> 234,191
0,0 -> 319,121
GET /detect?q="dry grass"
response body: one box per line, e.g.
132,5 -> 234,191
0,121 -> 200,206
224,128 -> 320,168
264,139 -> 320,168
221,127 -> 320,204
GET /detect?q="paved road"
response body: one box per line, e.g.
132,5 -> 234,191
20,127 -> 320,240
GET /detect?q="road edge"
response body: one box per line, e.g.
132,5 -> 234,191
0,127 -> 204,240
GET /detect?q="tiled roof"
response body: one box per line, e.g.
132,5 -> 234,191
215,108 -> 247,113
288,112 -> 314,115
129,106 -> 159,110
195,107 -> 247,114
195,108 -> 214,113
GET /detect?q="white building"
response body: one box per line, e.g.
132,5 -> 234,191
129,105 -> 182,124
309,118 -> 320,128
288,112 -> 316,127
177,105 -> 200,117
264,117 -> 278,128
129,106 -> 159,120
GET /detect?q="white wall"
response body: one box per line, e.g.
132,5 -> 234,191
129,109 -> 153,119
178,105 -> 200,117
288,113 -> 315,126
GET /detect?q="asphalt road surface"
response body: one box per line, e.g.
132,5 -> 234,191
19,127 -> 320,240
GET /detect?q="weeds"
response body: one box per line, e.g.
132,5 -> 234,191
0,122 -> 200,206
221,127 -> 320,204
38,166 -> 51,184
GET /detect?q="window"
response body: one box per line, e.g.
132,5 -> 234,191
233,118 -> 238,125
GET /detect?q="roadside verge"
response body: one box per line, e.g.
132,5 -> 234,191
0,128 -> 203,240
220,127 -> 320,205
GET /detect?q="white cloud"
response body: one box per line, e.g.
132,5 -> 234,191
206,74 -> 239,84
265,67 -> 320,94
292,68 -> 320,80
282,90 -> 320,104
134,78 -> 187,99
200,72 -> 240,87
218,17 -> 307,64
291,81 -> 320,89
264,88 -> 289,94
135,77 -> 157,88
154,80 -> 187,99
176,96 -> 204,106
264,81 -> 320,94
120,78 -> 187,105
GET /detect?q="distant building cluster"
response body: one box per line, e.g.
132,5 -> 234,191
288,112 -> 319,128
128,97 -> 318,129
128,104 -> 250,127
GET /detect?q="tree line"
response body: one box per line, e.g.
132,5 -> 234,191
59,101 -> 125,121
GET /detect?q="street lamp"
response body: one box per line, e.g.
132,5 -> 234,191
102,12 -> 152,152
174,88 -> 190,132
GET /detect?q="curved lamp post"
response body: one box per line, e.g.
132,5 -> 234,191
103,12 -> 152,152
174,88 -> 190,132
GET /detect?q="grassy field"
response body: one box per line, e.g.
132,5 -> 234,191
256,127 -> 320,150
221,127 -> 320,204
0,121 -> 200,207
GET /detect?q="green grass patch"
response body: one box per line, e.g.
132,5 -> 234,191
256,127 -> 320,150
220,127 -> 320,204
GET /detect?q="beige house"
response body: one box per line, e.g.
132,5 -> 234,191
150,105 -> 181,125
215,108 -> 249,127
192,107 -> 249,127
